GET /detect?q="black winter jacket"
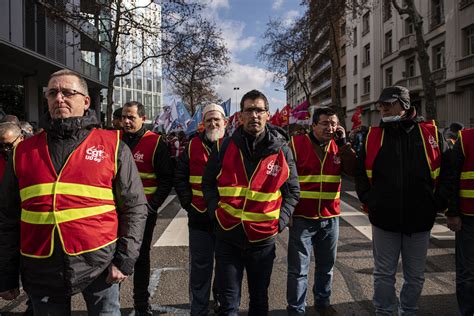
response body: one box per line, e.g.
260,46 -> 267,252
355,109 -> 452,233
174,132 -> 215,231
202,125 -> 300,248
0,111 -> 148,296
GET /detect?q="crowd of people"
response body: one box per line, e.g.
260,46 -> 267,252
0,69 -> 472,316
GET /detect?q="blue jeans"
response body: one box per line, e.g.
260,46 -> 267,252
215,239 -> 275,316
28,269 -> 120,316
286,217 -> 339,315
372,225 -> 430,316
456,215 -> 474,316
189,227 -> 216,316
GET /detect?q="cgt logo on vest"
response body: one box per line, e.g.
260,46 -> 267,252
85,145 -> 109,163
133,151 -> 145,163
428,135 -> 438,149
266,160 -> 282,176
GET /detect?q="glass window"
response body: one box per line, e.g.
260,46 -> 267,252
464,25 -> 474,56
432,43 -> 445,70
385,67 -> 393,86
385,31 -> 392,55
354,83 -> 358,102
353,27 -> 358,47
354,55 -> 358,75
431,0 -> 444,27
363,76 -> 370,94
383,0 -> 392,21
362,12 -> 370,35
363,44 -> 370,66
406,57 -> 416,77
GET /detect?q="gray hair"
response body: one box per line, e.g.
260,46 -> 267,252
0,122 -> 22,137
49,69 -> 89,96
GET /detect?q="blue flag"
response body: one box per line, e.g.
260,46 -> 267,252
171,101 -> 192,126
221,98 -> 231,117
186,106 -> 203,135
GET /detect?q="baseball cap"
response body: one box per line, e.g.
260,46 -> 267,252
377,86 -> 410,110
202,103 -> 225,118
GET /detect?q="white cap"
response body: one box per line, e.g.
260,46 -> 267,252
202,103 -> 225,118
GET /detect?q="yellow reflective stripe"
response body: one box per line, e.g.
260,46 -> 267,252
218,187 -> 247,197
20,183 -> 114,201
144,186 -> 157,194
219,203 -> 279,222
192,189 -> 203,196
366,170 -> 372,178
300,191 -> 340,200
21,205 -> 116,224
431,167 -> 440,180
298,175 -> 341,183
460,190 -> 474,198
243,209 -> 280,222
189,176 -> 202,184
246,189 -> 281,202
139,172 -> 157,179
461,171 -> 474,180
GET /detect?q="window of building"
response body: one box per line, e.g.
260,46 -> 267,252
114,78 -> 121,87
147,79 -> 152,91
362,12 -> 370,36
385,31 -> 393,55
341,86 -> 346,98
136,91 -> 142,103
383,0 -> 392,21
341,44 -> 346,56
354,55 -> 358,74
405,18 -> 414,35
341,65 -> 346,77
432,43 -> 445,70
136,78 -> 142,90
385,67 -> 393,86
363,44 -> 370,67
353,27 -> 358,46
353,83 -> 358,103
406,57 -> 416,77
125,90 -> 132,102
464,25 -> 474,56
363,76 -> 371,94
430,0 -> 444,28
124,77 -> 132,89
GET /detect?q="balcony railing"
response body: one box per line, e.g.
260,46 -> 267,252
362,60 -> 370,68
431,67 -> 446,82
395,75 -> 422,90
383,50 -> 393,58
398,34 -> 416,54
311,60 -> 331,81
456,54 -> 474,71
361,93 -> 370,102
312,79 -> 332,95
81,59 -> 100,81
320,97 -> 332,107
460,0 -> 474,9
311,42 -> 330,66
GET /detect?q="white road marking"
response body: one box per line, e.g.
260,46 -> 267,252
340,200 -> 373,240
154,208 -> 189,247
342,191 -> 454,241
157,195 -> 176,214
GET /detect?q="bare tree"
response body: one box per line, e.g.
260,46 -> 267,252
46,0 -> 201,126
164,18 -> 230,115
391,0 -> 437,120
258,16 -> 312,104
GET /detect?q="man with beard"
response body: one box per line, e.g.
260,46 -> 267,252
202,90 -> 300,315
355,86 -> 451,315
0,69 -> 148,314
174,103 -> 227,315
121,101 -> 173,315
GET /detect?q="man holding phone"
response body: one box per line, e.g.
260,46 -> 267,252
287,107 -> 356,316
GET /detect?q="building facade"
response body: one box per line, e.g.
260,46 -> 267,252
0,0 -> 110,125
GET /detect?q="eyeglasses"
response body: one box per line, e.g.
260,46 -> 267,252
242,107 -> 268,115
44,88 -> 87,99
0,134 -> 22,151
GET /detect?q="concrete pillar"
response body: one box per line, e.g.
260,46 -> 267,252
23,75 -> 42,126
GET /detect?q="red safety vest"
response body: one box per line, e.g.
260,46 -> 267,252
0,157 -> 6,180
459,128 -> 474,215
216,140 -> 289,242
291,135 -> 341,219
188,136 -> 222,213
122,131 -> 161,201
365,120 -> 441,185
14,129 -> 119,258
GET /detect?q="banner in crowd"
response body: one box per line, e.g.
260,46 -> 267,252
270,108 -> 281,126
186,106 -> 203,135
221,98 -> 232,117
280,104 -> 291,127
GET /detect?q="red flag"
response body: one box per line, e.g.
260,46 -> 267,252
280,104 -> 291,127
351,106 -> 363,130
270,109 -> 282,126
291,100 -> 310,120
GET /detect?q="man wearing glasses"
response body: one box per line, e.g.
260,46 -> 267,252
287,107 -> 356,316
202,89 -> 300,315
121,101 -> 173,316
355,86 -> 451,315
0,69 -> 148,315
0,122 -> 24,180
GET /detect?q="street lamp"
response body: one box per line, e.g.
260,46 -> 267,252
233,87 -> 240,113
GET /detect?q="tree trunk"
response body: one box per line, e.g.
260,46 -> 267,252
328,14 -> 345,128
